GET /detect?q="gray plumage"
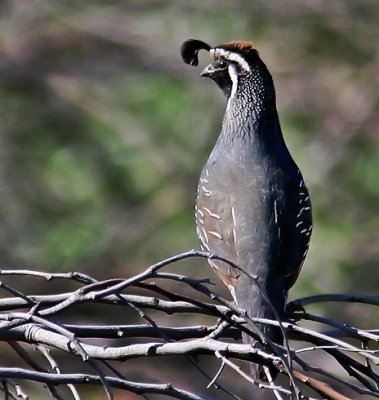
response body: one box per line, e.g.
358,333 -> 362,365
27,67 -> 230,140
183,40 -> 312,379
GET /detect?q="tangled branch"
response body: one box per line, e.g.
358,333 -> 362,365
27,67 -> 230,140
0,250 -> 378,399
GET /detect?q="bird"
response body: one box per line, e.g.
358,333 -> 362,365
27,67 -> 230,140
181,39 -> 312,379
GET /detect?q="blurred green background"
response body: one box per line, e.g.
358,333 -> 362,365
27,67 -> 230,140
0,1 -> 378,398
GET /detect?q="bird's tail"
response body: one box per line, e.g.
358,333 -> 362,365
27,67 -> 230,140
242,325 -> 282,380
240,292 -> 285,380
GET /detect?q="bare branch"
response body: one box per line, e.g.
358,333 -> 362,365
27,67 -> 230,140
0,368 -> 206,400
288,293 -> 379,310
0,251 -> 377,399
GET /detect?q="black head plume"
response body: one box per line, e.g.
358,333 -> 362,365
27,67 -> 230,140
181,39 -> 211,66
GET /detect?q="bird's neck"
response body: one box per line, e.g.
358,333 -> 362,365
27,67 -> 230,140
219,89 -> 282,148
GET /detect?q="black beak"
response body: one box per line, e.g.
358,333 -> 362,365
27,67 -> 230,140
200,64 -> 216,78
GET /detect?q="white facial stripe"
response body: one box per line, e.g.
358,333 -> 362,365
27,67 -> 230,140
213,48 -> 251,72
227,64 -> 239,107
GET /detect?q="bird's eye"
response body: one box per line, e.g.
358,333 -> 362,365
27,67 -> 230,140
216,60 -> 227,69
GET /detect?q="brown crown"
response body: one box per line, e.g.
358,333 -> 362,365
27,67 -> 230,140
220,41 -> 259,57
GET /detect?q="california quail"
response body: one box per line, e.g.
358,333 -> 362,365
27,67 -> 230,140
181,39 -> 312,379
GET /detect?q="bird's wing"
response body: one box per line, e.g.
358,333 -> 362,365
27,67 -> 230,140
279,169 -> 312,291
195,168 -> 240,287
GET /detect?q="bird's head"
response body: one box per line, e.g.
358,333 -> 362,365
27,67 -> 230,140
181,39 -> 272,100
